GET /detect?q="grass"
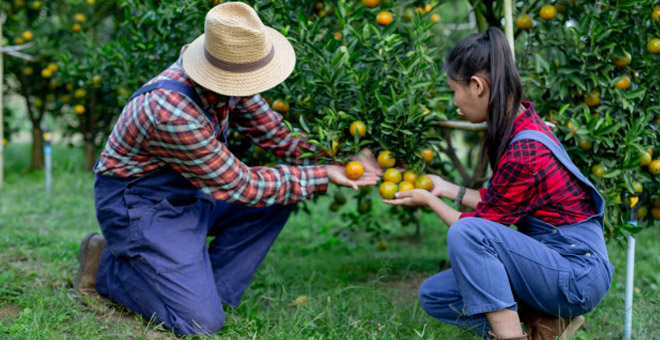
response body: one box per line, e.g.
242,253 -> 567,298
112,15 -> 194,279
0,143 -> 659,339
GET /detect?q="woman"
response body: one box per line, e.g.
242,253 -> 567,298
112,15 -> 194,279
383,27 -> 613,340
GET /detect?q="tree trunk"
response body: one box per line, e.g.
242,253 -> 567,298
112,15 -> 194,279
84,140 -> 96,171
31,126 -> 44,170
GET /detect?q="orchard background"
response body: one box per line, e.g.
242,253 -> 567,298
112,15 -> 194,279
1,0 -> 660,339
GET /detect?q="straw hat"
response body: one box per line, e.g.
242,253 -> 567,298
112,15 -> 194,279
182,2 -> 296,97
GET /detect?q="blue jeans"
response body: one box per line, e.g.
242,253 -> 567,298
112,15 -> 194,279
418,217 -> 613,338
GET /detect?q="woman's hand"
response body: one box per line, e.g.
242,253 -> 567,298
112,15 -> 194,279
382,189 -> 434,207
426,174 -> 451,198
326,164 -> 380,190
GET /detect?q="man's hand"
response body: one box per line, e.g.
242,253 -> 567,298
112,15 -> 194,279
326,164 -> 380,190
382,189 -> 433,207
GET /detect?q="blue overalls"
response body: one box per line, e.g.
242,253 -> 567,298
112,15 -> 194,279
93,80 -> 293,335
418,130 -> 614,338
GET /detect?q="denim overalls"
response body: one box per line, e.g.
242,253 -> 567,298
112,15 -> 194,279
418,130 -> 614,338
94,80 -> 293,335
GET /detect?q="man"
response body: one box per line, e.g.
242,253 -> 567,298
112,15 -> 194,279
74,2 -> 380,335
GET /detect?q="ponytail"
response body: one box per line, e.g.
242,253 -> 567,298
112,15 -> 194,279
445,27 -> 522,172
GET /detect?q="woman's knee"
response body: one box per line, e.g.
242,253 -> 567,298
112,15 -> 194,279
447,217 -> 484,248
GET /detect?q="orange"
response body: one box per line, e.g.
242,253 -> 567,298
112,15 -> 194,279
74,13 -> 86,22
74,105 -> 86,115
614,75 -> 630,90
377,151 -> 396,168
637,206 -> 648,219
379,181 -> 398,199
22,30 -> 33,41
516,15 -> 533,29
362,0 -> 380,8
652,208 -> 660,220
648,148 -> 654,157
398,181 -> 415,192
93,75 -> 103,86
334,32 -> 342,40
611,51 -> 631,67
402,170 -> 417,184
376,11 -> 393,26
640,151 -> 652,166
584,91 -> 600,107
31,1 -> 41,10
591,164 -> 605,179
357,200 -> 372,213
420,149 -> 433,163
72,23 -> 82,32
649,160 -> 660,175
578,139 -> 592,151
74,88 -> 86,99
47,63 -> 58,72
415,176 -> 434,191
2,138 -> 7,147
647,38 -> 660,54
61,95 -> 71,103
567,122 -> 577,135
345,161 -> 364,180
653,7 -> 660,21
41,68 -> 53,78
424,3 -> 432,12
383,168 -> 402,184
430,14 -> 440,22
349,120 -> 367,138
632,181 -> 643,193
13,37 -> 25,45
539,5 -> 557,20
272,99 -> 289,113
22,67 -> 33,76
322,140 -> 340,157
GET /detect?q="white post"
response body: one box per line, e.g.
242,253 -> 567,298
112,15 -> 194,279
503,0 -> 515,60
624,233 -> 636,340
44,132 -> 52,196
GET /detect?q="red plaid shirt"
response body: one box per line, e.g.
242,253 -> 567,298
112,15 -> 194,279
95,46 -> 328,207
460,102 -> 596,226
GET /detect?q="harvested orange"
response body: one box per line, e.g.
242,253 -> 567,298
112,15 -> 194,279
649,160 -> 660,175
402,170 -> 417,183
516,15 -> 533,29
614,75 -> 630,90
539,5 -> 557,20
398,181 -> 415,192
377,151 -> 396,168
345,161 -> 364,180
362,0 -> 380,8
379,181 -> 398,199
376,11 -> 393,26
415,176 -> 433,191
272,99 -> 289,113
349,120 -> 366,138
383,168 -> 402,184
420,149 -> 433,163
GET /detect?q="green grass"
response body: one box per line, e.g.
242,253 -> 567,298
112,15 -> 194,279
1,143 -> 659,339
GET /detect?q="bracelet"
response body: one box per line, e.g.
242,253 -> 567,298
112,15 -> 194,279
454,186 -> 466,206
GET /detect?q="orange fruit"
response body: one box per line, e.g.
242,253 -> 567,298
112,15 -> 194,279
640,151 -> 652,166
516,15 -> 533,29
379,181 -> 398,199
584,91 -> 600,107
272,99 -> 289,113
47,63 -> 58,72
614,75 -> 630,90
362,0 -> 380,8
398,181 -> 415,192
652,208 -> 660,219
74,88 -> 86,99
648,148 -> 654,157
415,176 -> 434,191
22,30 -> 33,41
430,13 -> 440,22
424,3 -> 432,12
13,37 -> 25,45
591,164 -> 605,178
539,5 -> 557,20
74,104 -> 86,115
402,170 -> 417,183
578,139 -> 592,151
93,75 -> 103,86
567,122 -> 577,135
74,13 -> 86,22
649,160 -> 660,176
349,121 -> 367,138
41,68 -> 52,78
322,140 -> 340,157
383,168 -> 402,184
637,206 -> 648,219
632,181 -> 643,193
377,151 -> 396,168
420,149 -> 433,163
22,67 -> 33,76
611,51 -> 631,67
653,7 -> 660,21
345,161 -> 364,180
31,1 -> 41,10
647,38 -> 660,54
334,32 -> 342,40
72,23 -> 82,32
376,11 -> 393,26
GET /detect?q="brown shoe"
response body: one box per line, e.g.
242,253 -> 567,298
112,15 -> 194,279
519,306 -> 585,340
73,232 -> 107,296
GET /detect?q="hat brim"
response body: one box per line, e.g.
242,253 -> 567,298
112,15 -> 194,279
182,26 -> 296,97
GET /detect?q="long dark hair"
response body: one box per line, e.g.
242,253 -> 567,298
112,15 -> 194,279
445,27 -> 522,172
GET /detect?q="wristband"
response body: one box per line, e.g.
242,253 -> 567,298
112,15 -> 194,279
454,186 -> 466,206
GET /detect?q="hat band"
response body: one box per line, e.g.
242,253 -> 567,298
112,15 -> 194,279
204,45 -> 275,73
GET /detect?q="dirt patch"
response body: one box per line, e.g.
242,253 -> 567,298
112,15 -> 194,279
0,304 -> 21,319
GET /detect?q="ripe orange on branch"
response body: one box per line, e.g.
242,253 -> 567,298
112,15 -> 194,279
611,51 -> 631,67
420,149 -> 434,163
649,160 -> 660,176
362,0 -> 380,8
613,75 -> 630,90
516,15 -> 533,30
647,38 -> 660,54
349,121 -> 366,138
376,11 -> 393,26
539,5 -> 557,20
272,99 -> 289,113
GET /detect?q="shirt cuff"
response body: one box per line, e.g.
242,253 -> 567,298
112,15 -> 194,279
478,188 -> 487,199
459,211 -> 476,219
304,165 -> 329,196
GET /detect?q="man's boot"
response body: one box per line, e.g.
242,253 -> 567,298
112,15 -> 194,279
488,330 -> 530,340
73,232 -> 107,296
519,304 -> 585,340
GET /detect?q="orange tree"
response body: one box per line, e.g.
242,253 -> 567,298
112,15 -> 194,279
514,1 -> 660,240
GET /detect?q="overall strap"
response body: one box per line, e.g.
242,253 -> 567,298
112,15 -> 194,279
509,130 -> 604,215
129,80 -> 224,140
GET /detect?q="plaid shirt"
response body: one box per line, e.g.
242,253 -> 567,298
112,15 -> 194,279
95,46 -> 328,207
460,102 -> 596,226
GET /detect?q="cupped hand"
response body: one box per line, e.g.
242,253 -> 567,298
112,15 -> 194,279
426,174 -> 449,197
350,148 -> 382,176
382,189 -> 433,207
326,164 -> 380,190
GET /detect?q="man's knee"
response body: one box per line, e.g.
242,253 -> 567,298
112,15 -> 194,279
172,307 -> 225,335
